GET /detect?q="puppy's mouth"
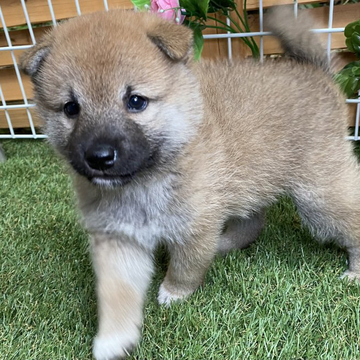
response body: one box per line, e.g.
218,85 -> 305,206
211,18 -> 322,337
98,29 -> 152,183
88,172 -> 136,187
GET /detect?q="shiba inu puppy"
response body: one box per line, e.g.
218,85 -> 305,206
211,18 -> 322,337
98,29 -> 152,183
20,7 -> 360,359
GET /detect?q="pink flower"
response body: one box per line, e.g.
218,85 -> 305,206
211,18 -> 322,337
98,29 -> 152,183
150,0 -> 185,24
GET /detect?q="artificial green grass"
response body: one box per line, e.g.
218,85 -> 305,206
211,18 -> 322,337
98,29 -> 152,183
1,140 -> 360,360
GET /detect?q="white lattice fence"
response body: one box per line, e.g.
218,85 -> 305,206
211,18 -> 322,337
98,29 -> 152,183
0,0 -> 359,140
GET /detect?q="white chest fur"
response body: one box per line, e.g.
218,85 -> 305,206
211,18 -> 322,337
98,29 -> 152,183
75,174 -> 190,249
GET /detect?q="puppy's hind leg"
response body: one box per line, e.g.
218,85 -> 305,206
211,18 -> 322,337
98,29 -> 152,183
217,211 -> 265,255
291,157 -> 360,281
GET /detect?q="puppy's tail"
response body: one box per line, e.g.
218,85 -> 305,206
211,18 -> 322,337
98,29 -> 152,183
265,6 -> 328,72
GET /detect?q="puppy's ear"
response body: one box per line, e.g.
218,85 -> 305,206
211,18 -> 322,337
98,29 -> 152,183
148,21 -> 193,62
19,34 -> 53,77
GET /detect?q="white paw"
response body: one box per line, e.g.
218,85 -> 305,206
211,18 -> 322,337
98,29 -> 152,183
93,328 -> 140,360
340,270 -> 360,282
157,283 -> 193,306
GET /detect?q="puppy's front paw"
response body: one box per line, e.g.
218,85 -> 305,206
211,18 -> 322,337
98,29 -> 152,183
93,327 -> 140,360
157,283 -> 194,306
341,270 -> 360,282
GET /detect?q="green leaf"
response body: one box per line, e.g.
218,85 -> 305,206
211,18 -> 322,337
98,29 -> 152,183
344,20 -> 360,37
335,64 -> 360,97
192,25 -> 204,60
301,3 -> 321,8
208,0 -> 236,13
344,19 -> 360,55
344,60 -> 360,71
352,33 -> 360,55
130,0 -> 150,10
198,0 -> 210,17
346,38 -> 355,53
185,21 -> 205,59
346,78 -> 360,97
354,43 -> 360,56
185,20 -> 206,32
352,66 -> 360,76
352,33 -> 360,46
345,21 -> 360,38
335,75 -> 354,97
180,0 -> 209,19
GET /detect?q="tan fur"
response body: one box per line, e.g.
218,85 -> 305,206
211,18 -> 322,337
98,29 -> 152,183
91,234 -> 153,359
20,8 -> 360,359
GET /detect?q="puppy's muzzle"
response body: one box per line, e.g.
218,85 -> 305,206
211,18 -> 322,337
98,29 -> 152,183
67,122 -> 155,186
85,144 -> 117,171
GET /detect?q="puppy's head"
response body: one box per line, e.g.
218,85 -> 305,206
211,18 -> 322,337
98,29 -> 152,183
20,10 -> 202,187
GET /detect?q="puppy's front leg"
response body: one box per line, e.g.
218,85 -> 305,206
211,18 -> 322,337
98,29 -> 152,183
91,234 -> 153,360
158,228 -> 218,306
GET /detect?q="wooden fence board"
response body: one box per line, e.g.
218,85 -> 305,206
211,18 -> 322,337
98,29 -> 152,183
1,0 -> 133,28
0,68 -> 32,102
348,104 -> 359,127
246,0 -> 328,10
0,108 -> 40,129
0,50 -> 22,68
0,27 -> 48,47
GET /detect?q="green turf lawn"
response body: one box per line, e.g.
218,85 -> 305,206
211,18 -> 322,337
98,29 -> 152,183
1,140 -> 360,360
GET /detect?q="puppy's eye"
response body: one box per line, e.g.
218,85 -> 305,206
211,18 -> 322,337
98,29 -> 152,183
127,95 -> 148,112
64,101 -> 80,118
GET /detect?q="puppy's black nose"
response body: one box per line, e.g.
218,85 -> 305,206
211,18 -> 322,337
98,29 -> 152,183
85,144 -> 116,170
